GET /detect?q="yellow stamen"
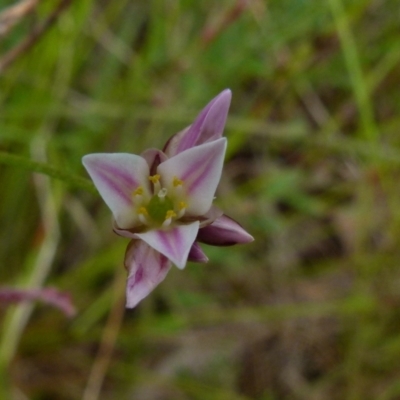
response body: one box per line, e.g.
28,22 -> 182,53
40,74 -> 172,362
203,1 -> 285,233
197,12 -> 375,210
176,201 -> 187,218
149,174 -> 161,184
173,176 -> 183,187
149,174 -> 161,192
133,186 -> 143,196
138,206 -> 148,225
162,210 -> 177,227
178,201 -> 187,210
138,207 -> 148,215
165,210 -> 177,219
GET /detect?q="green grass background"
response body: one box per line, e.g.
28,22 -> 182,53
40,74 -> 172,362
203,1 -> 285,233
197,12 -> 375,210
1,0 -> 400,399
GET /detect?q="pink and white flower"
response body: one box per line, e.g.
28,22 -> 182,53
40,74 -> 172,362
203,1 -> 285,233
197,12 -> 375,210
83,89 -> 253,308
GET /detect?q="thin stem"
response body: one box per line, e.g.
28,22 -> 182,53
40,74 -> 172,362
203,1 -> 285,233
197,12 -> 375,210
0,151 -> 96,194
0,144 -> 61,392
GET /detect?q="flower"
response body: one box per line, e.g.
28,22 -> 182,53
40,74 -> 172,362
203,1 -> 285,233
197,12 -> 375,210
83,89 -> 253,308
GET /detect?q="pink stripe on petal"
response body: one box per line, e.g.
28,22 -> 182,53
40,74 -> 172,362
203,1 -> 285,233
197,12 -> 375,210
101,161 -> 138,187
182,154 -> 217,195
188,242 -> 209,263
193,89 -> 231,145
175,89 -> 232,154
94,167 -> 133,205
158,138 -> 227,216
136,222 -> 200,269
83,153 -> 150,228
156,230 -> 175,256
125,240 -> 171,308
197,214 -> 254,246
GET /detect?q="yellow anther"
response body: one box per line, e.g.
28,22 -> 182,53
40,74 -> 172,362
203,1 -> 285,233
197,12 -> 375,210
149,174 -> 161,184
178,201 -> 187,210
138,206 -> 149,225
138,207 -> 148,216
162,210 -> 177,227
173,176 -> 183,187
165,210 -> 177,220
133,186 -> 143,196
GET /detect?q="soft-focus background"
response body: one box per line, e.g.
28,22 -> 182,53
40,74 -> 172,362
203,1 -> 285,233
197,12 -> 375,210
1,0 -> 400,399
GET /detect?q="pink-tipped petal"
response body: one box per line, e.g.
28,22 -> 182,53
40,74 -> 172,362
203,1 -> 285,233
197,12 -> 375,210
82,153 -> 150,229
124,240 -> 171,308
135,222 -> 200,269
158,138 -> 227,216
164,90 -> 232,156
194,89 -> 231,145
197,214 -> 254,246
188,242 -> 209,263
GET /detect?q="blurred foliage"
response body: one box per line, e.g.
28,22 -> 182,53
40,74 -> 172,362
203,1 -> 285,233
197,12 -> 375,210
1,0 -> 400,399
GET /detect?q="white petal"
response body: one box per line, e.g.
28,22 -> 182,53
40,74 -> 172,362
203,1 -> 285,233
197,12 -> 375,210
82,153 -> 150,229
158,138 -> 227,216
124,240 -> 171,308
135,222 -> 200,269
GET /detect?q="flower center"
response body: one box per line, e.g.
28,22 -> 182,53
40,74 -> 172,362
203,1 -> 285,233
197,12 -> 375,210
147,190 -> 174,223
133,174 -> 187,228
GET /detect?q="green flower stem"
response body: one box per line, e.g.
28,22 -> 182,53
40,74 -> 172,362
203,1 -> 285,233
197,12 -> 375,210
0,151 -> 96,194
